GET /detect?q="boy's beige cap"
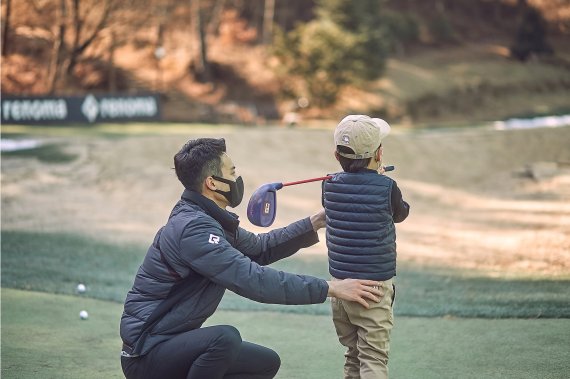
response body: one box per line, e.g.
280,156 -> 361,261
334,115 -> 391,159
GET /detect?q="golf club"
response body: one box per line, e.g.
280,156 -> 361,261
247,166 -> 394,227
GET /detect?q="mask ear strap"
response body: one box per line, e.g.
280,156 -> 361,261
212,176 -> 233,198
212,175 -> 231,184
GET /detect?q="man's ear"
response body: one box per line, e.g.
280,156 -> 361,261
204,176 -> 217,192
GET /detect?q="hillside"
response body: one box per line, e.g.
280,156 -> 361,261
1,0 -> 569,124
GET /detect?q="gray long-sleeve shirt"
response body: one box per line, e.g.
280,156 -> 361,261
120,190 -> 328,356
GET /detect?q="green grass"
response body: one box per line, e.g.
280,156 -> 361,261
377,44 -> 570,122
383,44 -> 570,101
1,289 -> 124,379
222,256 -> 570,318
1,231 -> 143,302
2,230 -> 569,318
2,288 -> 569,379
2,121 -> 569,378
1,122 -> 241,138
1,143 -> 78,163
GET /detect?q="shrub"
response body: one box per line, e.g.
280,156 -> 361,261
428,13 -> 458,44
509,3 -> 553,61
381,11 -> 420,53
272,0 -> 390,107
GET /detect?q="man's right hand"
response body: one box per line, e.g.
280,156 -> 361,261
326,279 -> 383,308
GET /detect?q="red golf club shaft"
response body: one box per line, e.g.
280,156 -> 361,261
282,176 -> 333,187
281,166 -> 395,187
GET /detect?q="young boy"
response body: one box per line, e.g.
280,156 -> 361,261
323,115 -> 410,379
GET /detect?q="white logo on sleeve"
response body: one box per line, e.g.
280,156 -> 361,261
208,234 -> 220,244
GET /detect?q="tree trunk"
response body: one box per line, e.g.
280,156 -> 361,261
207,0 -> 226,36
67,0 -> 81,75
192,0 -> 210,82
2,0 -> 11,56
436,0 -> 445,14
67,0 -> 112,75
48,0 -> 67,94
109,30 -> 116,93
262,0 -> 275,45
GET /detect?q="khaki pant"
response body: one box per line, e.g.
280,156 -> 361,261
331,278 -> 395,379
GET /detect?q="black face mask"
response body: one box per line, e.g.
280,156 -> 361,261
212,175 -> 244,208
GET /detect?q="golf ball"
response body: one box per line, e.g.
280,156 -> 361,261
77,283 -> 86,293
79,310 -> 89,320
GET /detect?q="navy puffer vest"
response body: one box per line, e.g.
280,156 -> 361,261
323,170 -> 396,281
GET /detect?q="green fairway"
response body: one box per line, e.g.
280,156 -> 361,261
2,123 -> 569,378
1,123 -> 237,138
2,288 -> 569,379
1,231 -> 143,303
2,230 -> 569,378
1,289 -> 124,379
2,230 -> 569,318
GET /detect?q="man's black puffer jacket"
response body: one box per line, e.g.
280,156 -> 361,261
120,190 -> 328,356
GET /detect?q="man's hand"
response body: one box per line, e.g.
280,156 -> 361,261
310,209 -> 326,231
326,279 -> 383,308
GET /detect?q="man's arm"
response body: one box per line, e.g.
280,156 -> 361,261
180,219 -> 327,305
179,219 -> 381,307
391,180 -> 410,223
234,215 -> 322,266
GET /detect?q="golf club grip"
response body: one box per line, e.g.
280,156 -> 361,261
384,165 -> 395,172
282,176 -> 333,187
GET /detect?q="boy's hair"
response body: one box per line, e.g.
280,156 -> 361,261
336,145 -> 375,173
174,138 -> 226,191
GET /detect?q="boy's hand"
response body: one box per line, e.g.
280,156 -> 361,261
378,165 -> 395,175
326,279 -> 383,308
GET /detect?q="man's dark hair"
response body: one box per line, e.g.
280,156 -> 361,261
174,138 -> 226,191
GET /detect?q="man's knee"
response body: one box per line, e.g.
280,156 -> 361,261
264,348 -> 281,376
214,325 -> 242,351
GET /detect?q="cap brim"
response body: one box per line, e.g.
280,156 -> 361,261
371,118 -> 391,141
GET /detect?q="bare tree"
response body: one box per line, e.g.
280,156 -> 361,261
66,0 -> 114,74
207,0 -> 226,35
108,29 -> 117,92
191,0 -> 211,82
48,0 -> 67,93
43,0 -> 154,93
262,0 -> 275,45
2,0 -> 12,56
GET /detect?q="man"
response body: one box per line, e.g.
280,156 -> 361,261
120,138 -> 382,379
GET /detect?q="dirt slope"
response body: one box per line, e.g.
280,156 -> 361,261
2,124 -> 569,277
